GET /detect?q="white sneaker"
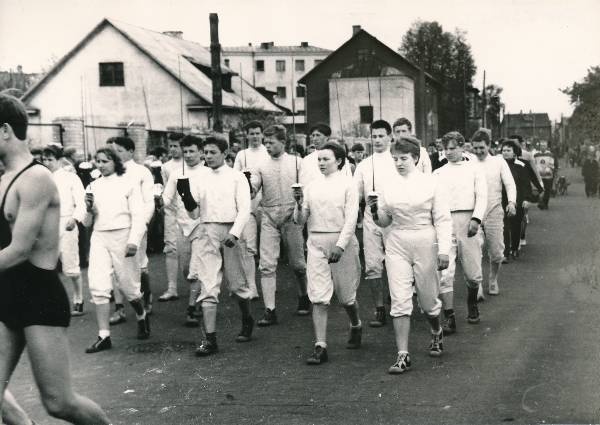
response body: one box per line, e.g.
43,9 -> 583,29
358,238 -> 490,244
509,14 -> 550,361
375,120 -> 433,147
520,238 -> 527,246
477,285 -> 486,301
158,290 -> 179,302
488,281 -> 499,295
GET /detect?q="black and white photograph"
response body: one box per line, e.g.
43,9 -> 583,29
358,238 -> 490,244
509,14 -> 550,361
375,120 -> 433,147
1,0 -> 599,423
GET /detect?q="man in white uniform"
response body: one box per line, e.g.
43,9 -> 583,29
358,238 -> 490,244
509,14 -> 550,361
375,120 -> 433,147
182,135 -> 253,356
42,145 -> 87,316
161,135 -> 205,326
471,129 -> 517,297
234,121 -> 270,299
251,125 -> 309,325
354,120 -> 397,327
112,137 -> 156,318
434,131 -> 487,331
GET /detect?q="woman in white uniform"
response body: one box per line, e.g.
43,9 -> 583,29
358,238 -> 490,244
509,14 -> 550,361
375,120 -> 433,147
83,148 -> 148,353
368,137 -> 452,374
293,142 -> 362,365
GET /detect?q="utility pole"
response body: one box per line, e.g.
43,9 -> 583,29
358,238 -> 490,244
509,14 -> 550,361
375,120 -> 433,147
209,13 -> 223,132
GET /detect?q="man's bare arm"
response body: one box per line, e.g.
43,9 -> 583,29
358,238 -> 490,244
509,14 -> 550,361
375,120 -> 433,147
0,169 -> 55,270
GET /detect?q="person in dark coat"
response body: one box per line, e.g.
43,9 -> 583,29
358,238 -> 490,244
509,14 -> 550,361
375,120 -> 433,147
581,150 -> 599,197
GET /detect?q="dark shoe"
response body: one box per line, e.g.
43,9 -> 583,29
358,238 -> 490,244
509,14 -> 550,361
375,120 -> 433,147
388,352 -> 411,374
185,306 -> 200,327
85,336 -> 112,353
195,340 -> 218,356
306,345 -> 328,365
109,309 -> 126,325
71,302 -> 84,317
235,316 -> 255,343
467,303 -> 480,324
257,308 -> 278,327
442,314 -> 456,335
137,316 -> 150,340
368,307 -> 386,328
346,325 -> 362,349
429,330 -> 444,357
296,295 -> 311,316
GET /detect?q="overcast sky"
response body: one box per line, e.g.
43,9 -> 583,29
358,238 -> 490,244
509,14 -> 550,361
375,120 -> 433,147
1,0 -> 599,121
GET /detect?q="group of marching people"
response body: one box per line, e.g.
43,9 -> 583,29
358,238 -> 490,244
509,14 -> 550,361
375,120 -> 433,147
38,116 -> 549,375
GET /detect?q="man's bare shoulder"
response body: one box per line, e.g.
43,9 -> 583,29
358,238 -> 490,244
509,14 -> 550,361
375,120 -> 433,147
17,165 -> 58,198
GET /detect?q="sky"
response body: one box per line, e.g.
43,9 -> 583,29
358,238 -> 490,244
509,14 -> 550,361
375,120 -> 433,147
1,0 -> 599,122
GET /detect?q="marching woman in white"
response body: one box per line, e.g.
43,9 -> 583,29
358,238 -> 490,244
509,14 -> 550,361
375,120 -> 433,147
368,136 -> 452,374
83,147 -> 148,353
293,142 -> 362,365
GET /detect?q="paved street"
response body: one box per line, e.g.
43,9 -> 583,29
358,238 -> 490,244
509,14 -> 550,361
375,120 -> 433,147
7,163 -> 600,425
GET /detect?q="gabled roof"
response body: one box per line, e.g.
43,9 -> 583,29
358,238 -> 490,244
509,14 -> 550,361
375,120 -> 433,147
298,29 -> 438,85
503,113 -> 552,127
222,45 -> 331,54
23,18 -> 280,112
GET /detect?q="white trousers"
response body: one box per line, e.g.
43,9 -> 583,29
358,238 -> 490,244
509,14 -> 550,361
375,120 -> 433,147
307,233 -> 361,305
439,211 -> 483,294
59,217 -> 80,277
482,205 -> 505,263
385,226 -> 442,317
189,223 -> 251,304
88,229 -> 142,304
362,214 -> 388,280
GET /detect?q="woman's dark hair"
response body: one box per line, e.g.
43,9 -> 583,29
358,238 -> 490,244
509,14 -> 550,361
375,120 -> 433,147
391,136 -> 421,162
95,147 -> 125,176
321,142 -> 346,170
501,139 -> 522,157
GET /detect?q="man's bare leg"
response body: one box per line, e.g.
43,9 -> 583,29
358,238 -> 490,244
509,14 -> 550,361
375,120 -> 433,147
0,323 -> 25,412
2,389 -> 34,425
24,326 -> 110,424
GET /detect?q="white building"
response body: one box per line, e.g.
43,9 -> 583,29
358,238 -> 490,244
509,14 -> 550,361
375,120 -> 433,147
221,42 -> 331,117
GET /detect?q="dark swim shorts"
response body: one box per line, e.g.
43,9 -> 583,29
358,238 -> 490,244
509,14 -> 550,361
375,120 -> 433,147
0,261 -> 71,329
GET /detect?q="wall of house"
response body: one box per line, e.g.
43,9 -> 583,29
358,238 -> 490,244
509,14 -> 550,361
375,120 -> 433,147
26,24 -> 208,140
223,51 -> 328,112
327,76 -> 415,138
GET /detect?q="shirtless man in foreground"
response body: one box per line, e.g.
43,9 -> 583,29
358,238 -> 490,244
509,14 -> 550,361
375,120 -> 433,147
0,94 -> 110,424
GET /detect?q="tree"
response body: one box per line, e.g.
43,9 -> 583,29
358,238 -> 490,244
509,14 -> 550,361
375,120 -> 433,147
400,21 -> 477,135
562,66 -> 600,144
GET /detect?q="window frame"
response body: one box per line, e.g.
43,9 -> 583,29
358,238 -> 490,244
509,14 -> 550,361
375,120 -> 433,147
99,62 -> 124,87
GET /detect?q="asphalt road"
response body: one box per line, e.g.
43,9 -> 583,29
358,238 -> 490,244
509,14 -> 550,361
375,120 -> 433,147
7,162 -> 600,425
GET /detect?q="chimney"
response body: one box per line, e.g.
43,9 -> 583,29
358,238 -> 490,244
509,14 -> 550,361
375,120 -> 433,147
300,41 -> 309,48
352,25 -> 361,36
163,30 -> 183,39
260,42 -> 274,49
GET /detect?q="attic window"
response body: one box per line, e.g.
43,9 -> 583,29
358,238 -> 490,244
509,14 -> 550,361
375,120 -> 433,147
99,62 -> 124,86
222,74 -> 233,92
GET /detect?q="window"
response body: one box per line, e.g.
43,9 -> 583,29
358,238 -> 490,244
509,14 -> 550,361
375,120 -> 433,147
276,60 -> 286,72
359,106 -> 373,124
276,86 -> 287,98
256,60 -> 264,72
296,86 -> 305,98
224,59 -> 230,67
314,59 -> 323,67
99,62 -> 124,86
295,59 -> 305,72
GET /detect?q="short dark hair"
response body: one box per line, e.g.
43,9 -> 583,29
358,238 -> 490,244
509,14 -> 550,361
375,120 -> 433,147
471,128 -> 491,145
351,143 -> 365,152
309,123 -> 331,137
441,131 -> 465,148
150,147 -> 167,157
42,145 -> 63,159
244,120 -> 263,133
509,134 -> 524,144
95,147 -> 125,176
264,124 -> 287,142
371,119 -> 392,135
392,117 -> 412,132
181,134 -> 203,150
0,94 -> 28,141
501,139 -> 522,157
321,142 -> 346,170
391,136 -> 421,160
168,132 -> 184,141
203,135 -> 229,153
108,136 -> 135,151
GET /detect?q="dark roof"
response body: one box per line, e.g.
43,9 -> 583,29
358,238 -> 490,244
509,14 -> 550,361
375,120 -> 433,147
23,18 -> 280,112
503,113 -> 552,128
222,45 -> 331,54
298,29 -> 438,85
